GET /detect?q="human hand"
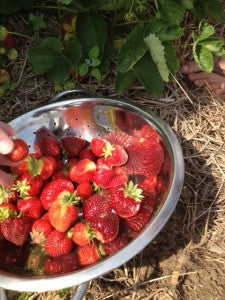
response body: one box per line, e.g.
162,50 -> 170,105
0,121 -> 16,187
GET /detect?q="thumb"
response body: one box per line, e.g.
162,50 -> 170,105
0,128 -> 14,155
0,170 -> 14,187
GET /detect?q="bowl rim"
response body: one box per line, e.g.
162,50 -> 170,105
0,96 -> 184,292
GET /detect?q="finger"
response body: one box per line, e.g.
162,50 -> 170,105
0,170 -> 14,187
0,121 -> 16,136
181,61 -> 201,74
0,154 -> 20,166
0,128 -> 14,155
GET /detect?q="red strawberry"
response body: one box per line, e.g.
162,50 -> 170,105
0,216 -> 31,246
110,181 -> 144,218
0,186 -> 18,204
44,230 -> 73,257
10,153 -> 41,176
101,143 -> 128,167
139,176 -> 158,197
26,156 -> 57,180
133,125 -> 161,142
109,172 -> 128,190
102,235 -> 129,255
122,139 -> 164,176
90,212 -> 119,243
44,252 -> 78,274
41,212 -> 50,221
17,197 -> 43,221
52,169 -> 69,180
76,243 -> 101,266
90,138 -> 107,157
30,219 -> 54,244
4,35 -> 16,49
71,222 -> 94,246
79,147 -> 96,161
104,131 -> 132,148
75,182 -> 92,199
15,173 -> 44,198
6,139 -> 29,163
49,191 -> 79,232
142,195 -> 157,212
35,127 -> 61,159
62,135 -> 86,157
83,194 -> 111,221
68,158 -> 96,183
0,203 -> 17,222
40,179 -> 74,211
124,205 -> 153,232
93,163 -> 114,189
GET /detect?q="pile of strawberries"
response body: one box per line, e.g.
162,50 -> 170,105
0,124 -> 169,275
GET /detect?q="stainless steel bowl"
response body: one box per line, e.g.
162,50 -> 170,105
0,89 -> 184,294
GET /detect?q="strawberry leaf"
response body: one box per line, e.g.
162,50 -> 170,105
47,56 -> 71,82
115,70 -> 136,95
63,38 -> 82,67
89,46 -> 99,60
180,0 -> 193,9
41,37 -> 62,53
164,42 -> 178,76
198,38 -> 224,53
57,0 -> 73,5
198,47 -> 214,73
158,0 -> 185,25
79,63 -> 89,76
91,68 -> 101,81
144,33 -> 169,82
117,25 -> 147,73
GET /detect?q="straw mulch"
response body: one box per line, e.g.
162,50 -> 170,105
1,20 -> 225,300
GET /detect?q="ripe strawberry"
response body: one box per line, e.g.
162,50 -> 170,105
122,139 -> 164,176
124,205 -> 153,232
90,138 -> 107,157
4,35 -> 16,49
35,127 -> 61,159
26,156 -> 57,180
83,194 -> 111,222
0,203 -> 17,222
41,212 -> 50,221
40,179 -> 74,211
142,195 -> 157,212
4,243 -> 29,267
44,230 -> 73,257
102,235 -> 129,255
30,219 -> 53,244
15,173 -> 44,198
93,165 -> 114,189
110,181 -> 144,218
79,147 -> 96,161
109,172 -> 128,190
62,135 -> 86,157
101,143 -> 128,167
76,243 -> 101,266
139,176 -> 158,197
90,212 -> 119,243
17,197 -> 43,221
0,216 -> 31,246
49,191 -> 79,232
6,139 -> 29,163
71,222 -> 94,246
0,186 -> 18,204
133,125 -> 161,143
52,169 -> 69,180
75,182 -> 92,199
104,131 -> 132,148
44,251 -> 78,274
68,158 -> 96,183
10,153 -> 41,176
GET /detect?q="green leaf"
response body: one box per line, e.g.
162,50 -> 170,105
91,68 -> 101,81
145,18 -> 184,42
89,46 -> 99,60
91,58 -> 101,67
193,0 -> 225,22
28,47 -> 59,75
117,25 -> 147,73
63,39 -> 82,67
79,63 -> 89,76
180,0 -> 193,9
99,0 -> 129,11
216,49 -> 225,57
198,47 -> 214,73
197,21 -> 215,42
164,42 -> 178,76
47,56 -> 71,82
77,12 -> 108,55
28,13 -> 47,32
198,38 -> 224,52
57,0 -> 73,5
115,70 -> 136,95
144,34 -> 169,82
133,52 -> 164,97
158,0 -> 185,25
41,37 -> 62,53
0,0 -> 35,15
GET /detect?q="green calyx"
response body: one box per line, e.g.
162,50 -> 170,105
0,26 -> 8,41
0,186 -> 9,204
26,157 -> 43,178
61,192 -> 81,205
102,142 -> 115,159
0,207 -> 17,222
86,223 -> 95,240
14,179 -> 30,198
121,180 -> 144,202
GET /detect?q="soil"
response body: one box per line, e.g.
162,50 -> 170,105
0,11 -> 225,300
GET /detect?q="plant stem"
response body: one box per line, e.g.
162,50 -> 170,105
8,32 -> 33,39
32,5 -> 80,14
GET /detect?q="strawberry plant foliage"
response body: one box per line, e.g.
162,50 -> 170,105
0,0 -> 225,96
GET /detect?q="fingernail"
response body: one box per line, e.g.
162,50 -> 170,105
0,139 -> 13,154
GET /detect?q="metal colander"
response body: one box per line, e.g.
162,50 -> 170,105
0,89 -> 184,298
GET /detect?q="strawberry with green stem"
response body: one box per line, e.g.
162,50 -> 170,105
83,194 -> 111,222
17,197 -> 43,221
68,158 -> 96,183
76,242 -> 101,266
110,180 -> 144,218
71,222 -> 95,246
62,135 -> 86,158
0,186 -> 18,204
30,219 -> 53,245
6,138 -> 29,163
44,229 -> 73,257
25,155 -> 57,180
0,203 -> 17,222
49,191 -> 80,232
15,173 -> 44,198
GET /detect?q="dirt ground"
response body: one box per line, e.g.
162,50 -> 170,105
1,14 -> 225,300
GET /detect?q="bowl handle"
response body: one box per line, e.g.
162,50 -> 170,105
49,89 -> 94,104
71,282 -> 89,300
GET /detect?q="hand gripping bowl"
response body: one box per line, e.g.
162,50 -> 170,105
0,89 -> 184,298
